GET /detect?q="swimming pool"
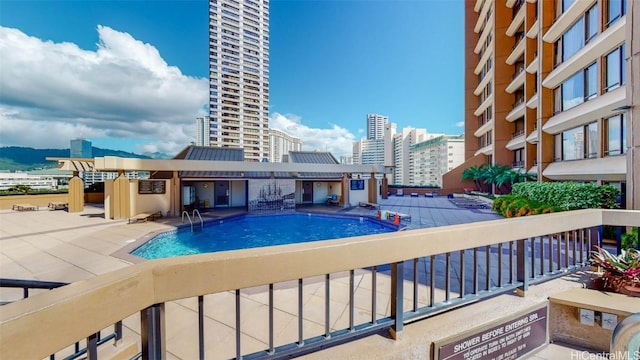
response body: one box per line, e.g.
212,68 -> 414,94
132,213 -> 397,259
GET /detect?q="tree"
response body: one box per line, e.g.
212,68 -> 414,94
461,164 -> 488,192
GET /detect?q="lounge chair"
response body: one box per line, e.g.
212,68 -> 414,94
128,211 -> 162,224
48,202 -> 68,210
327,195 -> 340,206
12,204 -> 38,211
396,189 -> 403,196
359,201 -> 379,210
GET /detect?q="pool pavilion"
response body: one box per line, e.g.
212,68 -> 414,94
53,146 -> 391,220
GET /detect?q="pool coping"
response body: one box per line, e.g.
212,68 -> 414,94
111,209 -> 403,264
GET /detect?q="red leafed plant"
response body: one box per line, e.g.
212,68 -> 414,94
590,246 -> 640,295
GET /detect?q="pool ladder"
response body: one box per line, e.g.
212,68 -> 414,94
181,209 -> 204,232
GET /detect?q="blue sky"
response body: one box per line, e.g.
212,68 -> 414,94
0,0 -> 464,157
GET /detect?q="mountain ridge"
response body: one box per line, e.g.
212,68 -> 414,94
0,146 -> 170,171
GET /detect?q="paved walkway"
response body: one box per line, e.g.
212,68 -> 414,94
0,196 -> 596,359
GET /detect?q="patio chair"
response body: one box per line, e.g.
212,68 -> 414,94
327,195 -> 341,206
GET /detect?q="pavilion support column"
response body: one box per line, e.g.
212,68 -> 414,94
381,176 -> 389,199
104,179 -> 114,219
368,174 -> 377,204
171,171 -> 180,217
67,171 -> 84,213
341,173 -> 350,208
113,171 -> 131,220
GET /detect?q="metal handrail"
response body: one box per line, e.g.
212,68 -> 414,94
182,210 -> 193,232
610,313 -> 640,359
192,209 -> 204,231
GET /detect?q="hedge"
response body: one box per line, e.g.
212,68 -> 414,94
511,182 -> 620,210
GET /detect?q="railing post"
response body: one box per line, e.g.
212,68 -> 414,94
86,332 -> 98,360
516,238 -> 529,296
390,261 -> 404,339
141,303 -> 166,360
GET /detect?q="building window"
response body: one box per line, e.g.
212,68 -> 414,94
556,63 -> 597,111
556,5 -> 598,63
605,44 -> 625,92
562,127 -> 584,160
605,114 -> 626,156
585,122 -> 598,158
605,0 -> 626,28
556,122 -> 598,161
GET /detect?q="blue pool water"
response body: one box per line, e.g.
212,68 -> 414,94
132,213 -> 397,259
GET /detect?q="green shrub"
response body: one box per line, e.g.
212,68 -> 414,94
511,182 -> 620,210
492,194 -> 561,218
622,228 -> 639,249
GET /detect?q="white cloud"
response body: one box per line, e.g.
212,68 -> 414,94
0,26 -> 208,154
269,112 -> 355,157
455,121 -> 465,127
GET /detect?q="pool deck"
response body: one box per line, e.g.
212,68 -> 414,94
0,195 -> 599,359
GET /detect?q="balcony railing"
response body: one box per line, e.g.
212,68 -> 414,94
512,129 -> 525,138
512,160 -> 525,168
1,210 -> 639,360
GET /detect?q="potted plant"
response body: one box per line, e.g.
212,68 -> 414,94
590,246 -> 640,297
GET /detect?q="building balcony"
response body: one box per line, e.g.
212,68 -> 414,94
474,14 -> 494,54
511,160 -> 525,169
473,93 -> 493,116
474,118 -> 493,137
542,86 -> 626,135
474,143 -> 493,156
526,128 -> 538,144
526,55 -> 538,74
506,35 -> 525,65
505,131 -> 526,150
505,99 -> 526,122
526,18 -> 539,39
474,0 -> 483,12
474,47 -> 493,75
542,155 -> 626,181
505,67 -> 525,94
474,68 -> 493,96
542,0 -> 597,43
474,0 -> 492,34
526,92 -> 538,109
542,16 -> 626,89
505,1 -> 525,37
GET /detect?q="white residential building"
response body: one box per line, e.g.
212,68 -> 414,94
410,135 -> 465,187
366,113 -> 388,140
208,0 -> 270,162
195,117 -> 211,146
268,128 -> 301,163
393,128 -> 440,185
0,172 -> 58,191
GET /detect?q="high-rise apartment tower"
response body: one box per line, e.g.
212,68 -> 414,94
445,0 -> 638,209
208,0 -> 270,162
366,114 -> 388,140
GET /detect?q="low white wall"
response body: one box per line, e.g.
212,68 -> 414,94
129,180 -> 171,216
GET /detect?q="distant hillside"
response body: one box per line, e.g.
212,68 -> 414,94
0,146 -> 153,171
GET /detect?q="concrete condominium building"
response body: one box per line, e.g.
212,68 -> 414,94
208,0 -> 270,162
268,128 -> 302,163
410,134 -> 465,187
393,128 -> 439,185
366,113 -> 389,140
195,116 -> 211,146
450,0 -> 639,209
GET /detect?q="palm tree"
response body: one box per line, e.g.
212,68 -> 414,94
481,164 -> 512,194
461,164 -> 488,192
